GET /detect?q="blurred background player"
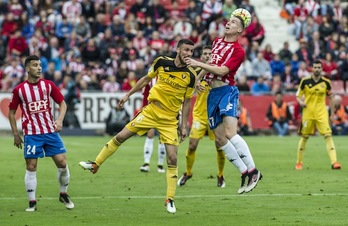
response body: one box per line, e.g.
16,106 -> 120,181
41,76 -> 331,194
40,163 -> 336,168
177,46 -> 226,188
295,60 -> 341,170
329,94 -> 348,136
139,78 -> 166,173
105,104 -> 131,136
8,55 -> 74,212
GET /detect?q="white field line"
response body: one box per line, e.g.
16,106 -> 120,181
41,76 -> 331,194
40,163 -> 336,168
1,193 -> 348,200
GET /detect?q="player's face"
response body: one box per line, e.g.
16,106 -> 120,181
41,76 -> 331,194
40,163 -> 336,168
312,63 -> 322,77
200,49 -> 212,63
177,44 -> 194,66
225,17 -> 243,35
26,60 -> 42,79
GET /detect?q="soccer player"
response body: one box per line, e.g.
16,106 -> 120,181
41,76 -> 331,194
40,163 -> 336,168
139,79 -> 166,173
177,46 -> 226,188
79,39 -> 197,214
295,60 -> 341,170
185,9 -> 262,194
8,55 -> 74,212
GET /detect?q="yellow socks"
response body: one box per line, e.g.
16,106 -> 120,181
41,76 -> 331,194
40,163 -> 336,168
95,137 -> 121,166
296,136 -> 308,164
324,135 -> 337,164
185,149 -> 196,176
166,165 -> 178,200
216,148 -> 225,177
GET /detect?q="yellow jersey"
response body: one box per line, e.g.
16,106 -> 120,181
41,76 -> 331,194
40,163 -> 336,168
192,67 -> 210,120
147,56 -> 196,114
296,76 -> 332,120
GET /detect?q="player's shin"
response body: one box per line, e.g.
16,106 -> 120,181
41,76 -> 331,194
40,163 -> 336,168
166,165 -> 178,200
230,135 -> 255,172
185,148 -> 196,175
25,170 -> 37,201
216,148 -> 225,177
220,141 -> 247,173
324,135 -> 337,164
95,137 -> 121,166
58,165 -> 70,193
297,136 -> 308,163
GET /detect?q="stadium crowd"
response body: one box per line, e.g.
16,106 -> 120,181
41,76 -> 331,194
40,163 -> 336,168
0,0 -> 348,98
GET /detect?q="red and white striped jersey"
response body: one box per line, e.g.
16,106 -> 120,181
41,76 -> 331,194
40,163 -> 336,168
9,79 -> 64,135
204,37 -> 245,86
141,77 -> 157,107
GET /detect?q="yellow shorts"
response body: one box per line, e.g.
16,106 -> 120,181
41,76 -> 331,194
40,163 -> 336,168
299,117 -> 332,135
189,118 -> 215,140
126,102 -> 179,145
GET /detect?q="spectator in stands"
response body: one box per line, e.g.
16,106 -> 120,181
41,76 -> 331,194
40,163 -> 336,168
302,16 -> 319,41
236,75 -> 250,92
339,52 -> 348,91
250,76 -> 270,96
222,0 -> 237,21
237,100 -> 254,136
81,38 -> 101,66
168,0 -> 182,22
55,16 -> 74,47
297,61 -> 311,79
81,0 -> 96,24
262,43 -> 275,62
126,49 -> 138,71
293,0 -> 309,40
63,30 -> 81,53
105,104 -> 130,136
130,0 -> 148,27
235,56 -> 253,81
245,15 -> 265,46
143,16 -> 155,39
266,91 -> 292,136
201,0 -> 223,26
7,29 -> 29,57
62,0 -> 82,23
1,12 -> 18,42
0,0 -> 8,27
246,40 -> 259,62
132,30 -> 148,53
240,0 -> 255,16
75,15 -> 92,42
3,56 -> 24,90
185,0 -> 201,22
174,13 -> 193,39
122,70 -> 138,91
102,75 -> 121,93
318,15 -> 335,42
44,61 -> 56,81
279,41 -> 293,64
308,31 -> 324,59
251,52 -> 272,81
329,94 -> 348,136
146,0 -> 166,29
116,60 -> 129,85
149,30 -> 165,52
282,62 -> 299,92
270,54 -> 285,77
271,73 -> 286,94
296,38 -> 313,66
322,52 -> 339,80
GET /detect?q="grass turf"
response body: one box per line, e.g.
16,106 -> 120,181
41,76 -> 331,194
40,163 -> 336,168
1,135 -> 347,226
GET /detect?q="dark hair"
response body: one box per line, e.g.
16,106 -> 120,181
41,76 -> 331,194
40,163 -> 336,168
177,39 -> 195,48
275,91 -> 283,96
25,55 -> 40,67
202,45 -> 212,51
312,59 -> 322,66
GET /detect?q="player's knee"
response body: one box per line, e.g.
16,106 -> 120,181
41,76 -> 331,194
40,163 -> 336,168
323,134 -> 332,139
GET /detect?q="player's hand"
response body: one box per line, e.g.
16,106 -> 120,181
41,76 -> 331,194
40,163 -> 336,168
118,95 -> 129,108
185,58 -> 200,67
299,100 -> 306,107
14,135 -> 23,149
54,119 -> 63,132
330,114 -> 335,122
179,127 -> 187,143
195,81 -> 205,94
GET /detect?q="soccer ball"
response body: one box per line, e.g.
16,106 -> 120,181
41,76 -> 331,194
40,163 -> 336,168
231,8 -> 252,28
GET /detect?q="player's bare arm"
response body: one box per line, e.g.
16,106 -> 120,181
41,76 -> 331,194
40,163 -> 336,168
185,58 -> 229,77
179,98 -> 191,143
118,75 -> 152,108
195,69 -> 208,93
328,94 -> 335,122
55,100 -> 67,132
9,109 -> 23,149
296,96 -> 306,107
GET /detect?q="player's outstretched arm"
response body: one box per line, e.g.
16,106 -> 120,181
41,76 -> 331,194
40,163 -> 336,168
118,75 -> 152,108
185,58 -> 229,77
9,109 -> 23,149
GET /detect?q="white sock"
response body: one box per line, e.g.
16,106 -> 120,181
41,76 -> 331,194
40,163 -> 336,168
25,170 -> 37,201
57,165 -> 70,193
230,134 -> 256,172
157,143 -> 166,166
144,137 -> 154,164
220,141 -> 247,173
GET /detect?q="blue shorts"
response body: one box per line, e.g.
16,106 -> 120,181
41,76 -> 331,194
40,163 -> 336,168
207,86 -> 239,130
23,133 -> 67,159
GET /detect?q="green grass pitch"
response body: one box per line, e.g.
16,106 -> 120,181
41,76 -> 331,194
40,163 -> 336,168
1,135 -> 347,226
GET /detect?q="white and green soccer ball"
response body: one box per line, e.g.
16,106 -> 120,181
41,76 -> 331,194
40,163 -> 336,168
231,8 -> 252,28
